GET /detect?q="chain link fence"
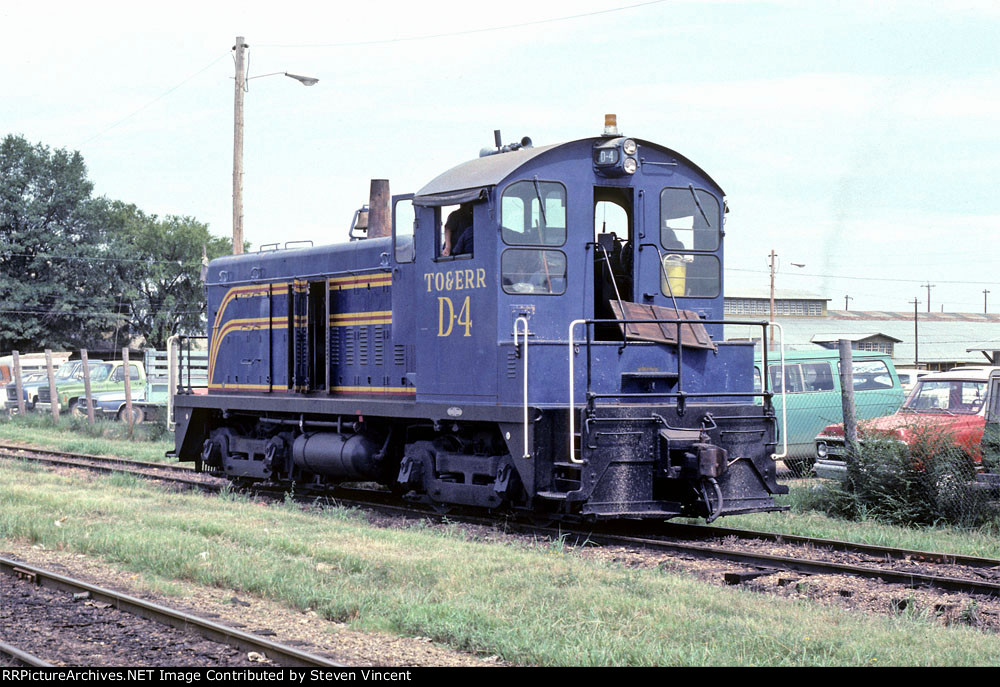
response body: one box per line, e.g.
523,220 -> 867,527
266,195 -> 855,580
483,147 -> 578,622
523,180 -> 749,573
805,425 -> 1000,528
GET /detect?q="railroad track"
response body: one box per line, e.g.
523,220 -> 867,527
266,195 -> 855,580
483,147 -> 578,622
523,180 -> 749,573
0,555 -> 343,667
4,442 -> 1000,599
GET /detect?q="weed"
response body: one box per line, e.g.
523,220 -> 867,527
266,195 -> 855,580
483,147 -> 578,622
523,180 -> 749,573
806,426 -> 1000,529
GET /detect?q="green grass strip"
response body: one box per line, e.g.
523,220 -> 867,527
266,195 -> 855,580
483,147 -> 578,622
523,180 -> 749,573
1,462 -> 999,666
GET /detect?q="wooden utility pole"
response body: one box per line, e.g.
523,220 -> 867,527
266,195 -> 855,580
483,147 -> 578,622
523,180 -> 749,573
838,340 -> 858,459
232,35 -> 247,255
911,298 -> 920,366
844,295 -> 853,311
985,289 -> 991,314
922,282 -> 935,313
768,249 -> 777,349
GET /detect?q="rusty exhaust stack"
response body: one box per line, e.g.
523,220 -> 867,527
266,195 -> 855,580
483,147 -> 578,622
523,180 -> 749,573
367,179 -> 391,239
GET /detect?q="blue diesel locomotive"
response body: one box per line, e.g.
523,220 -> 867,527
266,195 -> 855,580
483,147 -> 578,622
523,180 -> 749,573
172,117 -> 787,521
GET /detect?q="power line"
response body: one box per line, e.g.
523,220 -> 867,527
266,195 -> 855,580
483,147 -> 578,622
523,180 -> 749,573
259,0 -> 669,49
727,266 -> 1000,287
78,52 -> 229,146
0,252 -> 201,266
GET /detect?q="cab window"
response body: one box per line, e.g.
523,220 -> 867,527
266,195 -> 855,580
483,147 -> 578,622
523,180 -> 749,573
501,249 -> 567,295
659,187 -> 721,298
501,181 -> 566,246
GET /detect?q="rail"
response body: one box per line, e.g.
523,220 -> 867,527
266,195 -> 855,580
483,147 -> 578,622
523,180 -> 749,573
567,317 -> 786,465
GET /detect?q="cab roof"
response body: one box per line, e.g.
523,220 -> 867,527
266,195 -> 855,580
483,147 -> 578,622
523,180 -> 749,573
413,137 -> 723,207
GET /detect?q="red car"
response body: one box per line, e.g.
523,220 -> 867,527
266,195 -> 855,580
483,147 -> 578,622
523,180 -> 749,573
814,366 -> 1000,478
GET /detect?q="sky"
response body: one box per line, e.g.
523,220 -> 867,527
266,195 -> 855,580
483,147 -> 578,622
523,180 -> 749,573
2,0 -> 998,313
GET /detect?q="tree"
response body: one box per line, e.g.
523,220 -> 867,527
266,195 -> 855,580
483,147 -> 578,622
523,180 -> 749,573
100,201 -> 231,349
0,134 -> 230,354
0,135 -> 117,350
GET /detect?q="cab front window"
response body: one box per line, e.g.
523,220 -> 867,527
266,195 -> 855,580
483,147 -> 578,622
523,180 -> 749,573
659,187 -> 721,298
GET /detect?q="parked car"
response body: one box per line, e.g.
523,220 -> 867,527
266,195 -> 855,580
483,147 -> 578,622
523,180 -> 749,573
755,349 -> 905,475
0,352 -> 69,387
894,367 -> 931,392
6,361 -> 104,412
90,379 -> 169,423
814,366 -> 1000,479
36,360 -> 144,415
3,372 -> 47,411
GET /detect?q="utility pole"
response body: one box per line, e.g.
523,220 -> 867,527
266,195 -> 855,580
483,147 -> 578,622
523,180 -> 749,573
985,289 -> 991,314
922,282 -> 935,313
911,298 -> 920,366
232,35 -> 247,255
768,249 -> 777,349
844,295 -> 853,311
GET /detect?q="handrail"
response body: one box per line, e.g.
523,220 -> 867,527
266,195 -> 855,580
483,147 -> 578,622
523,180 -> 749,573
567,319 -> 587,464
513,316 -> 531,459
769,322 -> 788,461
568,316 -> 781,465
167,335 -> 178,431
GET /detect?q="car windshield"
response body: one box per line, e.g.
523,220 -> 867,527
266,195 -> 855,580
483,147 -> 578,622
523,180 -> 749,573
903,379 -> 987,414
89,364 -> 113,382
55,364 -> 79,380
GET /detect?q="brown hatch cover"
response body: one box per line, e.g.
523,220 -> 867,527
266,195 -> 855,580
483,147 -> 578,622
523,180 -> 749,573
609,301 -> 717,350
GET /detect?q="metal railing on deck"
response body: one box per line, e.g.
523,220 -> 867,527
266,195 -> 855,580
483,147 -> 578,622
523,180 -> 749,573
566,318 -> 787,464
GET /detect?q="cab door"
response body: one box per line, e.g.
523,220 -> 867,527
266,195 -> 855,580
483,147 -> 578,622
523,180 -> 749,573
413,202 -> 497,402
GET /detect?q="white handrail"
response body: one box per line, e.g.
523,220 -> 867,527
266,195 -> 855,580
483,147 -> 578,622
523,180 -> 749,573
769,323 -> 788,461
513,317 -> 531,459
167,335 -> 179,431
567,319 -> 587,464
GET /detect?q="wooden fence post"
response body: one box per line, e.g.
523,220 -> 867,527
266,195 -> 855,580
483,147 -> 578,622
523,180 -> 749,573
838,340 -> 858,460
81,350 -> 95,424
123,347 -> 134,438
45,349 -> 59,423
12,351 -> 25,416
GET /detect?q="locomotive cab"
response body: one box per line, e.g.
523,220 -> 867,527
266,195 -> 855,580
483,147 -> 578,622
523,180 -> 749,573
173,117 -> 786,522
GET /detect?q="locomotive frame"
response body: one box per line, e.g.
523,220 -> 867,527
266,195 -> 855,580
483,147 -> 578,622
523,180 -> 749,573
172,121 -> 788,521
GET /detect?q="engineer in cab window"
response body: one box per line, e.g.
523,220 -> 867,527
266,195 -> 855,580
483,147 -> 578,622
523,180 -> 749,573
442,204 -> 473,256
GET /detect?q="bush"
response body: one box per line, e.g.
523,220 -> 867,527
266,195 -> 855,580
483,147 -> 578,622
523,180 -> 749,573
808,425 -> 1000,529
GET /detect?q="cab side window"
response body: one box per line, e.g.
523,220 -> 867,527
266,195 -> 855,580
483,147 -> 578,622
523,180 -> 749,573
500,181 -> 567,295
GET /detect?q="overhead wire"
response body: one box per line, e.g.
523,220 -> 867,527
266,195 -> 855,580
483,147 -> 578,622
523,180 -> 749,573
259,1 -> 670,49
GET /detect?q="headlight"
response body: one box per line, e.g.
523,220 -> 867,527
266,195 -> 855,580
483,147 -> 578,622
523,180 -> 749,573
816,442 -> 828,458
622,138 -> 637,155
623,157 -> 638,174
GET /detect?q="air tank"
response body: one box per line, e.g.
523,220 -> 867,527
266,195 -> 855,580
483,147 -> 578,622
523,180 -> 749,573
291,432 -> 381,480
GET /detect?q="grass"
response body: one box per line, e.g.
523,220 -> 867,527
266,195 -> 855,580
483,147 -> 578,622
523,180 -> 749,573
2,461 -> 1000,666
709,480 -> 1000,560
0,412 -> 174,463
1,413 -> 998,559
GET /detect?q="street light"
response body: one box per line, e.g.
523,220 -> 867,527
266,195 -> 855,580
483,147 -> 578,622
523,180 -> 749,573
767,249 -> 805,349
232,36 -> 319,255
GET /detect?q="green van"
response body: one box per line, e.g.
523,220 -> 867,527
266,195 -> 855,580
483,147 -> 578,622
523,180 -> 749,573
754,349 -> 905,475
